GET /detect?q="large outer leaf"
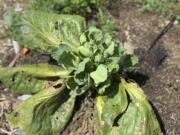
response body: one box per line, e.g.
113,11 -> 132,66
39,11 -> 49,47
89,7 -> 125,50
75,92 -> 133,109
7,86 -> 75,135
93,80 -> 163,135
116,79 -> 163,135
93,82 -> 128,135
0,64 -> 69,94
12,11 -> 85,53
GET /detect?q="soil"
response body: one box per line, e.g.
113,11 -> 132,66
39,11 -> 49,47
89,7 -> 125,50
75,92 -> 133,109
116,2 -> 180,135
0,1 -> 180,135
61,97 -> 94,135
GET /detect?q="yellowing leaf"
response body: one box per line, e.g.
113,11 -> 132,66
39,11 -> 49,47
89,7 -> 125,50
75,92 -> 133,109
93,82 -> 128,135
12,11 -> 85,53
18,63 -> 70,77
7,87 -> 75,135
115,79 -> 163,135
0,64 -> 69,94
93,80 -> 163,135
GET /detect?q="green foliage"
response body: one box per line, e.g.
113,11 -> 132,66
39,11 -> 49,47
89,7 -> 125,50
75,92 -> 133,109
95,8 -> 117,35
3,11 -> 85,53
3,0 -> 116,46
176,14 -> 180,20
93,79 -> 163,135
3,8 -> 22,38
54,26 -> 139,96
90,64 -> 108,86
1,2 -> 163,135
29,0 -> 117,36
93,82 -> 128,135
29,0 -> 105,16
0,64 -> 69,94
141,0 -> 177,14
7,87 -> 75,135
119,79 -> 163,135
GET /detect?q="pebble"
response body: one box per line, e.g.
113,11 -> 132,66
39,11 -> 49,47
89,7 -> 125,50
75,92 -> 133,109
18,94 -> 32,101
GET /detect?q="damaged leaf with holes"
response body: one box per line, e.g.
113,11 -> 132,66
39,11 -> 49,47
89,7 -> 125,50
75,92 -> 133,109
0,8 -> 163,135
4,11 -> 85,53
0,11 -> 86,135
0,64 -> 69,94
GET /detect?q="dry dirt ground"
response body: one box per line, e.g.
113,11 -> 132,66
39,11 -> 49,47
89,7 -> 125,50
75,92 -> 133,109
0,1 -> 180,135
0,1 -> 23,134
115,2 -> 180,135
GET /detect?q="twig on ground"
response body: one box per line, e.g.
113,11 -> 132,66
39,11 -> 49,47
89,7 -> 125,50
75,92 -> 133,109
8,48 -> 29,67
0,128 -> 18,135
8,53 -> 21,67
0,128 -> 10,135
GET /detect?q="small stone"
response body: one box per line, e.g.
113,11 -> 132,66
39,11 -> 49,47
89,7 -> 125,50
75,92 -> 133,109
12,40 -> 21,54
174,20 -> 179,25
18,94 -> 32,101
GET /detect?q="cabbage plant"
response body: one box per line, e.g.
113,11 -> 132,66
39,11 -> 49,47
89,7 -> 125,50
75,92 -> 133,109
0,11 -> 163,135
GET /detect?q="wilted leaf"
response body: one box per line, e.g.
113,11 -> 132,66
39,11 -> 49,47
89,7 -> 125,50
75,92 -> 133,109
93,82 -> 128,135
118,79 -> 163,135
7,86 -> 75,135
93,79 -> 163,135
0,64 -> 69,94
10,11 -> 85,53
18,63 -> 70,77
